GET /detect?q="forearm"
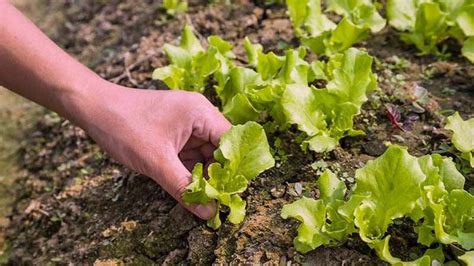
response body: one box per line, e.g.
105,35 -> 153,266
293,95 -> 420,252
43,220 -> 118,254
0,1 -> 107,125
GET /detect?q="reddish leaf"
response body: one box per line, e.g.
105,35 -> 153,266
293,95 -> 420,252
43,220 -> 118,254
385,103 -> 405,131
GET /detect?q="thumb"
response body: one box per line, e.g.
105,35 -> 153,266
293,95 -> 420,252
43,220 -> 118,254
195,107 -> 232,147
155,150 -> 216,220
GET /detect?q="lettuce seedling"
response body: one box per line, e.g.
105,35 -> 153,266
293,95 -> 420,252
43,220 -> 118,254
183,121 -> 275,229
282,145 -> 473,264
152,25 -> 234,92
387,0 -> 474,62
286,0 -> 385,55
445,112 -> 474,167
163,0 -> 188,16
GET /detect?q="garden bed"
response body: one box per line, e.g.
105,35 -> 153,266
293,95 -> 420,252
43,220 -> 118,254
2,0 -> 473,264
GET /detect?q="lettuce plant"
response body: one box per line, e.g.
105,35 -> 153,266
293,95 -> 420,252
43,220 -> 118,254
183,121 -> 275,229
217,41 -> 312,124
280,48 -> 377,152
445,112 -> 474,167
286,0 -> 385,55
387,0 -> 474,62
152,25 -> 234,93
282,145 -> 473,264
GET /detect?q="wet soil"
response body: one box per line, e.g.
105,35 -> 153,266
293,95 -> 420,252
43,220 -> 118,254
1,0 -> 473,265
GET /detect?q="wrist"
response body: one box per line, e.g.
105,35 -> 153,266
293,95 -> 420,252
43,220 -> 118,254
59,74 -> 113,130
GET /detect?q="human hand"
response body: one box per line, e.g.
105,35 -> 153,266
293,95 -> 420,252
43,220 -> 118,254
71,81 -> 231,219
0,0 -> 232,219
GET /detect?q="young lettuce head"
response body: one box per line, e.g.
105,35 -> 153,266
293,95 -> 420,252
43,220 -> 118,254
183,121 -> 275,229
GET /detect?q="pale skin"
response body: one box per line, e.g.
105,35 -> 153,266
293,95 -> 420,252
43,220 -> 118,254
0,0 -> 231,219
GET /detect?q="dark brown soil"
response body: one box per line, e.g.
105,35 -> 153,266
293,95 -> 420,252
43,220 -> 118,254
1,0 -> 473,265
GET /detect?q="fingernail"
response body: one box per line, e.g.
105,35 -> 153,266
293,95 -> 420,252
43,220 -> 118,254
195,204 -> 216,220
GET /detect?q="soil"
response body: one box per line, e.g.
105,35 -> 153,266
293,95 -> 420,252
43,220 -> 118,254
0,86 -> 42,264
1,0 -> 473,265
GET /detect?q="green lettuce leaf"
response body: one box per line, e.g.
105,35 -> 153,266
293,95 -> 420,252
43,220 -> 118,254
183,122 -> 275,228
463,36 -> 474,63
317,169 -> 346,202
430,189 -> 474,249
455,4 -> 474,36
216,66 -> 263,107
324,47 -> 377,105
431,154 -> 465,191
151,65 -> 186,89
278,47 -> 311,85
222,93 -> 260,125
216,121 -> 275,180
286,0 -> 335,37
459,251 -> 474,266
281,170 -> 354,253
281,197 -> 330,253
326,0 -> 386,33
281,84 -> 327,137
180,24 -> 204,55
352,146 -> 426,242
326,17 -> 368,54
243,37 -> 263,67
386,0 -> 417,31
163,0 -> 188,16
445,112 -> 474,167
182,163 -> 212,204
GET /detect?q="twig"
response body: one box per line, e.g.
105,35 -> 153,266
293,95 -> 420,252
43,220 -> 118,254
110,53 -> 156,84
185,14 -> 207,46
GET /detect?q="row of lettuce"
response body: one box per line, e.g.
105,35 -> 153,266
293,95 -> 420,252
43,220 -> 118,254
153,25 -> 376,153
163,0 -> 474,63
290,0 -> 474,62
153,24 -> 474,265
282,145 -> 473,265
181,113 -> 474,265
153,1 -> 474,264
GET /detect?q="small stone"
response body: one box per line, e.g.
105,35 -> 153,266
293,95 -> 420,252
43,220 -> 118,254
287,184 -> 298,197
294,183 -> 303,195
270,186 -> 286,198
